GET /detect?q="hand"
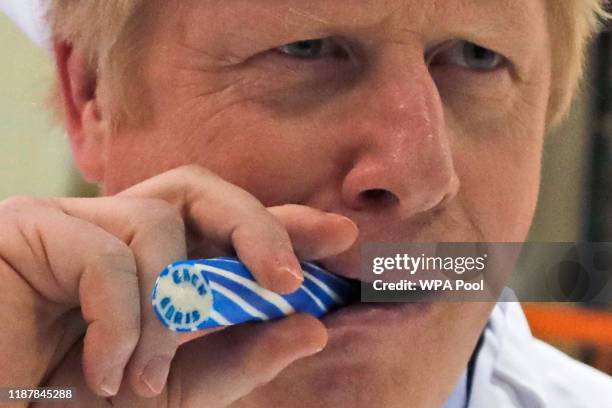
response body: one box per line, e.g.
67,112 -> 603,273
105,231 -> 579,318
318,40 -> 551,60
0,165 -> 358,407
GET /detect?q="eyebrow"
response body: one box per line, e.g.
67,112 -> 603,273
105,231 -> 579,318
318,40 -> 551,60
181,0 -> 542,70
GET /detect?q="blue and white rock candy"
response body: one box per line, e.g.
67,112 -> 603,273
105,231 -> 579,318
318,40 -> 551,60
152,257 -> 359,332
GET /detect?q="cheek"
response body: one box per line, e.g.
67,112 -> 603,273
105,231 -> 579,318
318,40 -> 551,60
103,47 -> 341,201
453,107 -> 546,241
172,113 -> 328,206
103,102 -> 325,203
443,48 -> 551,241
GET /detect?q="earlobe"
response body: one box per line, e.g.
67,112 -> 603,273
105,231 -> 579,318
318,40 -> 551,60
53,40 -> 108,183
77,100 -> 108,182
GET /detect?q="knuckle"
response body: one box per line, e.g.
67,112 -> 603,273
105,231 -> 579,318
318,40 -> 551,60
96,237 -> 137,272
100,237 -> 132,258
117,318 -> 141,343
176,163 -> 203,174
252,205 -> 285,229
86,319 -> 140,359
132,198 -> 185,235
233,211 -> 291,246
147,199 -> 182,224
0,195 -> 49,213
264,214 -> 292,244
171,164 -> 211,184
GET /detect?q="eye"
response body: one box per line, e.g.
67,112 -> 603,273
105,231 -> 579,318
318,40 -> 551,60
429,41 -> 506,71
276,38 -> 347,60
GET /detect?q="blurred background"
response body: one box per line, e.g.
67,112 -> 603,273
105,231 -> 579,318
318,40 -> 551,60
0,12 -> 610,374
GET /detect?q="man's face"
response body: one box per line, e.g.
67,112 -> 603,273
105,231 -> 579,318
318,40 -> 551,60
95,0 -> 551,405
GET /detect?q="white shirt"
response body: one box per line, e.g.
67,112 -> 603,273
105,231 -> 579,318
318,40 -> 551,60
444,293 -> 612,408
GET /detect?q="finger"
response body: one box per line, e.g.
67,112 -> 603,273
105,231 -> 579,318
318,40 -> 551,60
0,197 -> 141,398
173,314 -> 328,408
38,340 -> 156,408
267,205 -> 359,260
56,197 -> 190,397
118,165 -> 304,294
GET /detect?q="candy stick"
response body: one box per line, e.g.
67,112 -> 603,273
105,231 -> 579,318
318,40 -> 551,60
152,257 -> 359,332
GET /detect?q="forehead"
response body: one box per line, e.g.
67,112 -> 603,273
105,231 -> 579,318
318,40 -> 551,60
163,0 -> 547,36
145,0 -> 548,80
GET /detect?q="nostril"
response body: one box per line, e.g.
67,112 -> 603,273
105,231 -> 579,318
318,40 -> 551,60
361,189 -> 388,200
359,189 -> 399,206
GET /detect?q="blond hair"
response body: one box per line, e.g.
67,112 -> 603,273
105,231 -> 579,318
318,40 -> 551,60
48,0 -> 146,126
546,0 -> 609,124
47,0 -> 608,127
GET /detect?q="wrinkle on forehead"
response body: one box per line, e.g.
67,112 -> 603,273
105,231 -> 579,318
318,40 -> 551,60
426,0 -> 546,35
227,0 -> 542,36
284,7 -> 333,26
170,0 -> 545,31
158,0 -> 547,84
263,0 -> 428,34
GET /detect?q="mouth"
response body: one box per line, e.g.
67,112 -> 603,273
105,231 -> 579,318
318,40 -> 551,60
316,264 -> 432,330
322,300 -> 432,331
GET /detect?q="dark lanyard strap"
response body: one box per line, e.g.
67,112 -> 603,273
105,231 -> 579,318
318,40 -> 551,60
465,333 -> 485,408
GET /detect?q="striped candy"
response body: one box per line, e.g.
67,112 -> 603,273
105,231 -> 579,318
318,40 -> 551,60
152,257 -> 359,332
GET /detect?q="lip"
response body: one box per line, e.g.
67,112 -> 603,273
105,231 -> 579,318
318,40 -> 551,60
316,261 -> 434,330
322,301 -> 432,329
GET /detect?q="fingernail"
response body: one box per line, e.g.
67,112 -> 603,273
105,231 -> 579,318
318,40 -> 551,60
278,251 -> 303,282
100,374 -> 121,396
140,356 -> 172,395
300,343 -> 327,359
326,212 -> 347,219
328,213 -> 357,227
282,265 -> 303,282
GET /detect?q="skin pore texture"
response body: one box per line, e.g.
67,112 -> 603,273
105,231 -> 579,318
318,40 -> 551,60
52,0 -> 552,406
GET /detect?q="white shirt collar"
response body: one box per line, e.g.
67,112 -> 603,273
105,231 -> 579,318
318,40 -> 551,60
468,290 -> 612,407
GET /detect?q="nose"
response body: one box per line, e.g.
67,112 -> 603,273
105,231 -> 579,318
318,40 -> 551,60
340,54 -> 459,219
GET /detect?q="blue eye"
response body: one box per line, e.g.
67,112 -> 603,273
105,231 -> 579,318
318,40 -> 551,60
461,43 -> 503,70
431,41 -> 506,71
277,39 -> 345,59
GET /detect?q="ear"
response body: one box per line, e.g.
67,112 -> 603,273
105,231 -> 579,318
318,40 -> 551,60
53,40 -> 109,183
